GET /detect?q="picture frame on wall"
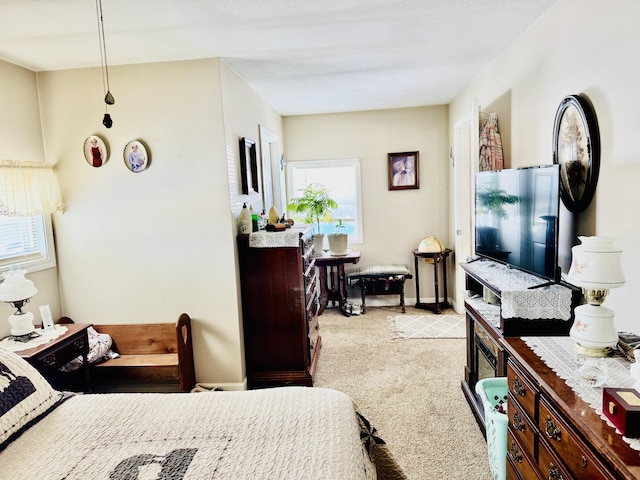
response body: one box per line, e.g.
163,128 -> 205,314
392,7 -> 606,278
123,140 -> 150,173
83,135 -> 108,168
552,94 -> 600,213
388,151 -> 419,190
240,137 -> 259,195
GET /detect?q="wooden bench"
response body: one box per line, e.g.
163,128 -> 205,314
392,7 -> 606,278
58,313 -> 195,393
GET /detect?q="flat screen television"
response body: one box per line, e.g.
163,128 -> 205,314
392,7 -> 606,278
474,165 -> 561,282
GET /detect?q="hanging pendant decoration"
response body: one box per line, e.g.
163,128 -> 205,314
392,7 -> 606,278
96,0 -> 114,128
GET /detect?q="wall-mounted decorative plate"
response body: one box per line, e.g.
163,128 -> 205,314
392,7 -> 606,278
552,94 -> 600,213
83,135 -> 108,167
123,140 -> 149,172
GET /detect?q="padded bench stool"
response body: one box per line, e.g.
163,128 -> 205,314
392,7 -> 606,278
347,264 -> 412,313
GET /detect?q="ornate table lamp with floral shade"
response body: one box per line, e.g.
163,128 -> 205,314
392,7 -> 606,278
566,236 -> 625,357
0,268 -> 38,341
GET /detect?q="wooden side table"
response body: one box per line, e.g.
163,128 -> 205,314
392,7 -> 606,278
412,248 -> 452,314
9,323 -> 91,392
315,251 -> 360,316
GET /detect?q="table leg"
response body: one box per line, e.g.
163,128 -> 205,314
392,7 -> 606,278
414,255 -> 421,304
432,258 -> 442,314
318,265 -> 329,315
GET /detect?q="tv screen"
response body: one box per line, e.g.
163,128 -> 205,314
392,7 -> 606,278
475,165 -> 560,282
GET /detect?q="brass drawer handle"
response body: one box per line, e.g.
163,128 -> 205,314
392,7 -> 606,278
512,377 -> 526,397
508,442 -> 522,463
545,416 -> 562,441
548,463 -> 565,480
512,412 -> 526,432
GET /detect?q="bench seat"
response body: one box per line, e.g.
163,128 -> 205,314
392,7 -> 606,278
59,314 -> 195,393
347,264 -> 412,313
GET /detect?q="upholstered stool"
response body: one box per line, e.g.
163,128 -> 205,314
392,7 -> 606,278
347,264 -> 412,313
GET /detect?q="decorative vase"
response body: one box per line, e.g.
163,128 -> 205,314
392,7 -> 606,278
328,233 -> 348,256
313,233 -> 325,254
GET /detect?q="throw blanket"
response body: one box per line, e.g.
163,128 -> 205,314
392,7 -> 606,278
1,386 -> 406,480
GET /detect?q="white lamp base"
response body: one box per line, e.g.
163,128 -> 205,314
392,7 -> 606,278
569,304 -> 618,357
9,311 -> 35,337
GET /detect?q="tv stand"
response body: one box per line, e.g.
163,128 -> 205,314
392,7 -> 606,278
460,259 -> 580,435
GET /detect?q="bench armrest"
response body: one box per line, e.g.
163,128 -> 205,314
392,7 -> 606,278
176,313 -> 196,392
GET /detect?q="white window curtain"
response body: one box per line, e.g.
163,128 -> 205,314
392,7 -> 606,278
0,160 -> 64,216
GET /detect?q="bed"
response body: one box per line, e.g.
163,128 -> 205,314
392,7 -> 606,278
0,346 -> 406,479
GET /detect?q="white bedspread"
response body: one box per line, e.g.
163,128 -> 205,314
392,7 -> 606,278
2,386 -> 404,479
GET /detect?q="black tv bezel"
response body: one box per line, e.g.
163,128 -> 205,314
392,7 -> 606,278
474,164 -> 561,284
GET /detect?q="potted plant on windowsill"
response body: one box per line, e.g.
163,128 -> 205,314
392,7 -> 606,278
328,219 -> 348,256
287,183 -> 338,254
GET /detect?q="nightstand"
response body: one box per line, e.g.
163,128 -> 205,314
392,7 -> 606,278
8,323 -> 92,392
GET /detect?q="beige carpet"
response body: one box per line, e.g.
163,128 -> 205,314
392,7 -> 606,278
389,313 -> 466,339
315,305 -> 491,480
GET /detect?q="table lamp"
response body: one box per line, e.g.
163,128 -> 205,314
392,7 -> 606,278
566,236 -> 625,357
0,268 -> 38,340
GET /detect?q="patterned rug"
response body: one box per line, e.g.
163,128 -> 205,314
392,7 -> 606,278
388,314 -> 466,339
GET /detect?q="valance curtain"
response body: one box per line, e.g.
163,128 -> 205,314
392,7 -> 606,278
0,160 -> 64,216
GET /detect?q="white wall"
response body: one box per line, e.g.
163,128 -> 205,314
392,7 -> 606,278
0,60 -> 61,338
449,0 -> 640,332
36,59 -> 244,386
283,106 -> 450,300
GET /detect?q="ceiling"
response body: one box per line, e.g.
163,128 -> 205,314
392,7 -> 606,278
0,0 -> 556,116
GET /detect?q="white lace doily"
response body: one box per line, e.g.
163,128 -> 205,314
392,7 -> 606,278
249,230 -> 300,248
522,336 -> 640,451
0,325 -> 67,352
464,260 -> 572,320
466,295 -> 501,329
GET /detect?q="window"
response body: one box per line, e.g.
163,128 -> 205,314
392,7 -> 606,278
0,214 -> 56,273
286,159 -> 363,243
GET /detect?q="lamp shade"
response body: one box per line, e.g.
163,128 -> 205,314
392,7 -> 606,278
0,268 -> 38,302
567,236 -> 625,290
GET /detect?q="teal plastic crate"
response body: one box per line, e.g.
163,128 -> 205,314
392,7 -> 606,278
476,377 -> 509,480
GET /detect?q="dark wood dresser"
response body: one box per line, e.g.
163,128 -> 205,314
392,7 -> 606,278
237,226 -> 320,388
503,337 -> 640,479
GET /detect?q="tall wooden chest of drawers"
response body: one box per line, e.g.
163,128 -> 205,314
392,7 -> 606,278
237,227 -> 320,389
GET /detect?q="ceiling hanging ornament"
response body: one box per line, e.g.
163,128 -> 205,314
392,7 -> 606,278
96,0 -> 114,128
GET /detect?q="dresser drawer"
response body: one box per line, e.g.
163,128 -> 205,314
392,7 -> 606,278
508,361 -> 538,421
507,429 -> 539,480
539,399 -> 609,479
508,392 -> 537,460
538,438 -> 571,480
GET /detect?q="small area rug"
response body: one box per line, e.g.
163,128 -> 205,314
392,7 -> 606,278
389,313 -> 466,339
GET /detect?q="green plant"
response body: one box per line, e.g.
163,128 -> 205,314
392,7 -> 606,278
333,219 -> 346,234
287,183 -> 338,233
476,188 -> 519,220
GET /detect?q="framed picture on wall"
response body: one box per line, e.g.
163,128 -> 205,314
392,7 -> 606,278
388,151 -> 419,190
123,140 -> 150,172
240,137 -> 259,195
552,94 -> 600,213
83,135 -> 109,168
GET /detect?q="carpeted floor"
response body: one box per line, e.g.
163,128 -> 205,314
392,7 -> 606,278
314,305 -> 491,480
388,313 -> 466,339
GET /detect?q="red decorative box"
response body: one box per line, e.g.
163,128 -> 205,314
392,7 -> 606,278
603,388 -> 640,438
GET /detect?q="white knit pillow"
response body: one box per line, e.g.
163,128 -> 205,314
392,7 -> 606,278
352,264 -> 410,276
0,346 -> 61,449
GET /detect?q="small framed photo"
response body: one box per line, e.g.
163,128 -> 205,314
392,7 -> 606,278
388,151 -> 419,190
83,135 -> 109,168
240,137 -> 259,195
123,140 -> 149,172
